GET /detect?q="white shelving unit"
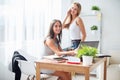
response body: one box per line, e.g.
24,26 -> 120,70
80,12 -> 102,53
80,12 -> 102,76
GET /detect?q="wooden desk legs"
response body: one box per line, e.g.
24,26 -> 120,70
104,57 -> 107,80
85,69 -> 90,80
36,63 -> 40,80
85,73 -> 90,80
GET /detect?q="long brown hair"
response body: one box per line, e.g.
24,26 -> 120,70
47,19 -> 62,43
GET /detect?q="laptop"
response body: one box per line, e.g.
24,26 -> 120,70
78,41 -> 99,48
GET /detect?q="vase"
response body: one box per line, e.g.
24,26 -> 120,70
82,56 -> 93,66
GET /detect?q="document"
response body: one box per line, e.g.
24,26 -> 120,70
64,56 -> 81,64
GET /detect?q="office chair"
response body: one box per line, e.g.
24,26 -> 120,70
14,49 -> 52,80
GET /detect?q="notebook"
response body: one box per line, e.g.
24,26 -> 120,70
78,41 -> 99,48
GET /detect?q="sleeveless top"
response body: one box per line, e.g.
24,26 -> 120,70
43,37 -> 59,56
41,37 -> 59,74
69,18 -> 81,40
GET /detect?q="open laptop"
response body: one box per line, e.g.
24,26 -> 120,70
78,41 -> 99,48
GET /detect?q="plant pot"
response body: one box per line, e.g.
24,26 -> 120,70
82,56 -> 93,66
92,10 -> 98,14
91,30 -> 97,34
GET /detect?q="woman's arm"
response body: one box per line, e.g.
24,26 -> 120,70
45,38 -> 75,56
62,9 -> 71,29
76,17 -> 86,42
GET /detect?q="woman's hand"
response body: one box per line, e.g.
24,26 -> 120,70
69,50 -> 76,56
67,9 -> 71,16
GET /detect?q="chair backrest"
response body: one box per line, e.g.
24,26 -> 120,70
8,62 -> 13,72
18,60 -> 52,79
18,60 -> 36,75
16,50 -> 52,79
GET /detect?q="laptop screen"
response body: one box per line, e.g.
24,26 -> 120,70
79,41 -> 99,48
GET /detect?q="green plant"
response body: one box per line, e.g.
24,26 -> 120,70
76,45 -> 98,58
91,6 -> 100,11
90,25 -> 98,30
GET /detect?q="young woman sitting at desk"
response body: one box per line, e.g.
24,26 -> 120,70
42,19 -> 76,80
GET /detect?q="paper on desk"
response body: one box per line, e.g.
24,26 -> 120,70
43,55 -> 62,60
64,56 -> 80,64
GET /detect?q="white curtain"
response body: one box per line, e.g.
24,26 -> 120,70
0,0 -> 62,65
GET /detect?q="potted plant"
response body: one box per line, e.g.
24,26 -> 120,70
90,25 -> 98,34
91,25 -> 98,30
91,5 -> 100,14
76,45 -> 98,66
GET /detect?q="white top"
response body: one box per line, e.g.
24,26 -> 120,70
69,18 -> 81,40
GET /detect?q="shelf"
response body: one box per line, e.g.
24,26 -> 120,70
80,12 -> 102,17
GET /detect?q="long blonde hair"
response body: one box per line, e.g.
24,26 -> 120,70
73,2 -> 81,16
65,2 -> 81,28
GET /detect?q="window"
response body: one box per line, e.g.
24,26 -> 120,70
0,0 -> 62,64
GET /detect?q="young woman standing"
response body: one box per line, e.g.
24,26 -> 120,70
63,2 -> 86,49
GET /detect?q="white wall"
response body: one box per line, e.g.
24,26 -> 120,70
61,0 -> 120,55
101,0 -> 120,52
